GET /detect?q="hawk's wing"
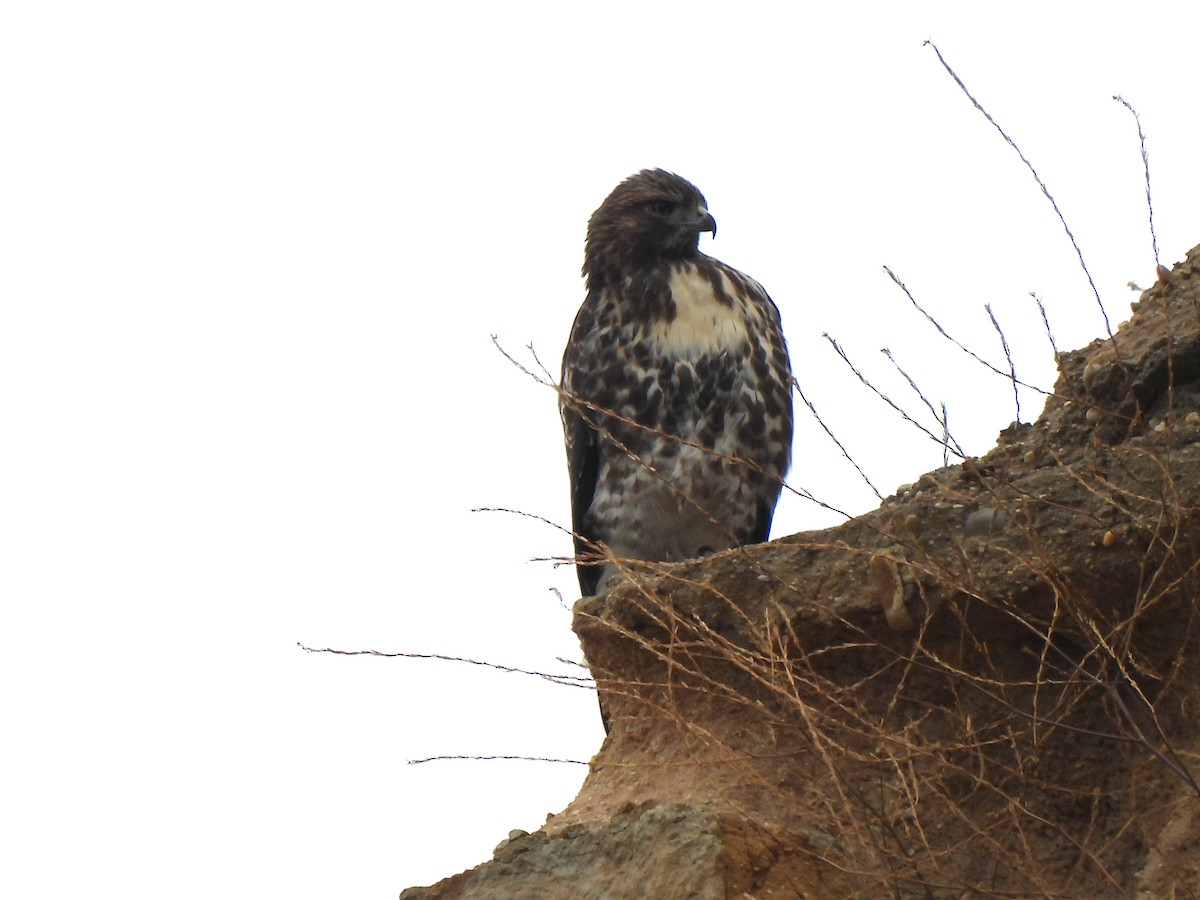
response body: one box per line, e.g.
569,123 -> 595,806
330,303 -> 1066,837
752,494 -> 777,546
562,396 -> 602,595
743,270 -> 791,547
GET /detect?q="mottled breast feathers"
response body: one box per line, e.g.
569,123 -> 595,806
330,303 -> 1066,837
561,169 -> 794,595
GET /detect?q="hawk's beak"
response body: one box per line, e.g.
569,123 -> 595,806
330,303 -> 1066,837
698,208 -> 717,238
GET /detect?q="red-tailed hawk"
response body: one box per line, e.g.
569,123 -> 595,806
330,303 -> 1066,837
561,169 -> 793,595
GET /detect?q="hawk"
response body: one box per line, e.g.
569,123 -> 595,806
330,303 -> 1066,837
561,169 -> 793,595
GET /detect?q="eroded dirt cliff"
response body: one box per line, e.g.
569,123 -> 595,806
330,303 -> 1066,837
404,244 -> 1200,899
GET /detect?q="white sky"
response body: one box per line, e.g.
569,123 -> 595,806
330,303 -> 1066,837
4,3 -> 1199,897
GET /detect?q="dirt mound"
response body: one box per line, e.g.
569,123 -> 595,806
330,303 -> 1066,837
404,244 -> 1200,899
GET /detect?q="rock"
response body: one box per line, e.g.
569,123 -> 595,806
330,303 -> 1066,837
402,803 -> 729,900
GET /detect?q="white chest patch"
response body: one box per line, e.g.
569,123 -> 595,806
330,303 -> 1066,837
647,266 -> 749,358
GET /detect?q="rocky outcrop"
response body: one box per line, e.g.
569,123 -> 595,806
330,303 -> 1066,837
404,244 -> 1200,899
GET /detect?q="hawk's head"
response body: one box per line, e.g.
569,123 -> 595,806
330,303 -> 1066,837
583,169 -> 717,288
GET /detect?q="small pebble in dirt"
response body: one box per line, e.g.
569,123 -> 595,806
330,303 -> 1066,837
964,507 -> 1010,537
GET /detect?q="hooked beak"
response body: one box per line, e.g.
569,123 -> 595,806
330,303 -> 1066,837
697,206 -> 717,238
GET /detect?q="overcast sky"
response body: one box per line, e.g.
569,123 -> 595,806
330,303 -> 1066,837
5,3 -> 1200,898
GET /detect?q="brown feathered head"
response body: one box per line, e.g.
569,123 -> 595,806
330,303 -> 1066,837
583,169 -> 717,289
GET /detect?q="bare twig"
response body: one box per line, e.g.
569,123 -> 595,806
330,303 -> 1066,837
985,303 -> 1021,423
825,333 -> 967,458
1029,292 -> 1061,361
793,377 -> 883,500
925,41 -> 1114,341
472,506 -> 574,537
298,643 -> 595,688
408,755 -> 588,766
940,402 -> 951,467
1112,95 -> 1161,270
881,347 -> 966,460
883,266 -> 1050,396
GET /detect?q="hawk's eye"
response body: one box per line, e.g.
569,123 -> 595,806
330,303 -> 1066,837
648,200 -> 675,216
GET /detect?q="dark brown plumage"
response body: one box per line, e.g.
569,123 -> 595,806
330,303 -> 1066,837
560,169 -> 794,596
